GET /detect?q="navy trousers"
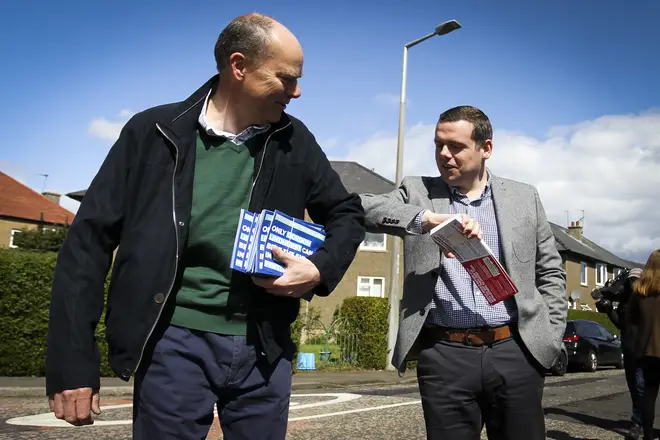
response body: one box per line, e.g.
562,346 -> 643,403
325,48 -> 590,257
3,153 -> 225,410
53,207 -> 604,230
132,325 -> 293,440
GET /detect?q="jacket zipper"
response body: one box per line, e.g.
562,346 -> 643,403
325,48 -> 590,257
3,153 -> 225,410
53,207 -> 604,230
248,122 -> 291,207
133,122 -> 180,375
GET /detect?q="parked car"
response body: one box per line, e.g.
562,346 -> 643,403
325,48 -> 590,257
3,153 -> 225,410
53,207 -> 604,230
562,319 -> 624,372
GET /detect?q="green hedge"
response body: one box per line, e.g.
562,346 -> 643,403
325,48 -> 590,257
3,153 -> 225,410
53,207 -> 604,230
567,309 -> 619,336
12,226 -> 67,252
339,297 -> 389,370
0,249 -> 113,376
0,249 -> 311,377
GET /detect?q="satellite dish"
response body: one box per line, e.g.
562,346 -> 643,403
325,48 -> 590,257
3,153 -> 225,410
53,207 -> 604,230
570,290 -> 581,300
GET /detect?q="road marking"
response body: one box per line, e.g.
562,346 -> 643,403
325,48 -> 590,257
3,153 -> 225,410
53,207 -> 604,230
5,393 -> 363,428
289,400 -> 421,422
286,392 -> 362,410
5,404 -> 133,427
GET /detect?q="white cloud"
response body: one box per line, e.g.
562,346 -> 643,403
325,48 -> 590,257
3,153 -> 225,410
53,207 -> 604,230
118,109 -> 135,118
59,195 -> 80,214
88,109 -> 135,142
339,110 -> 660,263
318,137 -> 339,152
373,93 -> 402,108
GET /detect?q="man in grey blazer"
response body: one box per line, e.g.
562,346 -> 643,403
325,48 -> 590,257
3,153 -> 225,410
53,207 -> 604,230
360,105 -> 567,440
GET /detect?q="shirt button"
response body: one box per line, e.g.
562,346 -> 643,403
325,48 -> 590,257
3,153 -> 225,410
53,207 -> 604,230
178,221 -> 185,226
154,293 -> 165,304
419,309 -> 426,316
122,368 -> 132,378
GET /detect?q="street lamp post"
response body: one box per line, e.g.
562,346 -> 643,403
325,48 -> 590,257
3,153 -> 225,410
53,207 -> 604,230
386,20 -> 462,371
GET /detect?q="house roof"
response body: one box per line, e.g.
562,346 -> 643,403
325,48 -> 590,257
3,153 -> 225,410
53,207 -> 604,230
550,223 -> 642,269
65,161 -> 398,202
330,161 -> 396,195
0,171 -> 75,225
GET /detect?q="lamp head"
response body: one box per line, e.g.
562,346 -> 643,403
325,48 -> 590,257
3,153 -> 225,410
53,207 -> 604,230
435,20 -> 461,36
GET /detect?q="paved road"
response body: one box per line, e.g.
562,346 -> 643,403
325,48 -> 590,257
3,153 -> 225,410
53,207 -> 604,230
0,369 -> 654,439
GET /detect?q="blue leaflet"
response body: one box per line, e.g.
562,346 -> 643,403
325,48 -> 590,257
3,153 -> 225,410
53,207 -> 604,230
229,209 -> 255,273
230,209 -> 326,277
259,210 -> 326,276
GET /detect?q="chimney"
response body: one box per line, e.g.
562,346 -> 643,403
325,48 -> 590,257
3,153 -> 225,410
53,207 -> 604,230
42,191 -> 61,205
568,220 -> 583,241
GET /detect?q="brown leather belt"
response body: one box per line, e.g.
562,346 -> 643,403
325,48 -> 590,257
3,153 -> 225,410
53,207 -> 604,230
423,324 -> 512,347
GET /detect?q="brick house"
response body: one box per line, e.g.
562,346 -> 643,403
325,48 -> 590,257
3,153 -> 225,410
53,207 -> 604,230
0,171 -> 75,248
551,221 -> 643,311
302,161 -> 397,324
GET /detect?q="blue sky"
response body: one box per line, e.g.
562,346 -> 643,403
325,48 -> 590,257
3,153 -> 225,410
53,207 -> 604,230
1,0 -> 659,261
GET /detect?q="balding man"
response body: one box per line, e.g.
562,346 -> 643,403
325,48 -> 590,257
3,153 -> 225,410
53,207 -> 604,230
45,13 -> 365,439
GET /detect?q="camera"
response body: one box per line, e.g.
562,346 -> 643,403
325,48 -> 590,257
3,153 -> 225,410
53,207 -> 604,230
591,268 -> 631,314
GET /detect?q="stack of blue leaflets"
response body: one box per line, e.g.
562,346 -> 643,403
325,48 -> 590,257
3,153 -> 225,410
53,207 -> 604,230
230,209 -> 326,277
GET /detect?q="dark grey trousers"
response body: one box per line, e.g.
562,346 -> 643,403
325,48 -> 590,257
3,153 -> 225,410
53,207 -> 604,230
416,330 -> 546,440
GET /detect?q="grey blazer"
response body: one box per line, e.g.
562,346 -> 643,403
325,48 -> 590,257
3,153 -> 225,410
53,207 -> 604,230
360,173 -> 567,375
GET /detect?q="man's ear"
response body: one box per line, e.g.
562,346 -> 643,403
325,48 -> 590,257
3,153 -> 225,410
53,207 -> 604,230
481,139 -> 493,159
228,52 -> 247,82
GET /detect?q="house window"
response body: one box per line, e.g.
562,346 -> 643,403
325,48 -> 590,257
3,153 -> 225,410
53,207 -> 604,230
580,262 -> 588,286
9,229 -> 21,248
359,232 -> 386,251
596,263 -> 607,286
613,267 -> 623,279
357,276 -> 385,297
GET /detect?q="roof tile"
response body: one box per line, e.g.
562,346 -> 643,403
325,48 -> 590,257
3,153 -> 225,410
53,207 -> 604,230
0,171 -> 75,225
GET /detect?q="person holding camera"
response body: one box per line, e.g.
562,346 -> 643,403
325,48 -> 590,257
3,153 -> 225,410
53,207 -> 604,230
602,267 -> 644,439
629,250 -> 660,440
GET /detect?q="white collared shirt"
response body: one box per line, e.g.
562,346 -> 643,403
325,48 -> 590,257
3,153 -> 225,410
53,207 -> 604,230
198,89 -> 270,145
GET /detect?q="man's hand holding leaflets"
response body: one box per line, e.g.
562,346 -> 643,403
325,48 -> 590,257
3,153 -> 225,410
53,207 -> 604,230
252,246 -> 321,298
424,211 -> 519,305
230,209 -> 325,299
421,211 -> 482,258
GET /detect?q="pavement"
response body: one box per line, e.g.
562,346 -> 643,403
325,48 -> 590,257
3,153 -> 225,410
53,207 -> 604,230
1,368 -> 654,439
0,370 -> 419,397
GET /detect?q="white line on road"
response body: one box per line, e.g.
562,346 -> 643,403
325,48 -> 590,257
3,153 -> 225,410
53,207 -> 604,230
289,400 -> 421,422
5,393 -> 365,428
5,404 -> 133,427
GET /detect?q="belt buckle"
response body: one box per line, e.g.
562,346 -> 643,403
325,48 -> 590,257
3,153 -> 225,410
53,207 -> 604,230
463,331 -> 483,347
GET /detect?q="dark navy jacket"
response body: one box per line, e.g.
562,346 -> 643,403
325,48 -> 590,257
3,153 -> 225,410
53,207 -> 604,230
45,75 -> 365,395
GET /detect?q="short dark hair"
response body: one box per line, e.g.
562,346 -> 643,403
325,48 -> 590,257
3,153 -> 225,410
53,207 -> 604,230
438,105 -> 493,148
214,13 -> 275,73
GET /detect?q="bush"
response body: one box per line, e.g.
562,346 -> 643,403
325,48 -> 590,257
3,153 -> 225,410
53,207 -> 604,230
338,297 -> 389,370
0,249 -> 113,376
12,226 -> 68,252
567,309 -> 619,336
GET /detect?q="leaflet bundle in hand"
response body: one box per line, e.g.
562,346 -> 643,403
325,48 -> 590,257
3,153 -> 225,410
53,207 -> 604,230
230,209 -> 325,277
429,214 -> 518,305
